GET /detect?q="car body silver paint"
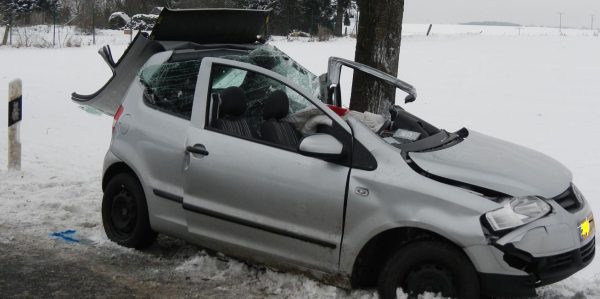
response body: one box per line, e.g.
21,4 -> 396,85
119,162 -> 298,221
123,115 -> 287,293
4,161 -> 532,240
298,134 -> 344,156
410,130 -> 572,198
463,244 -> 528,276
99,51 -> 594,290
339,117 -> 501,275
110,50 -> 189,235
183,58 -> 351,273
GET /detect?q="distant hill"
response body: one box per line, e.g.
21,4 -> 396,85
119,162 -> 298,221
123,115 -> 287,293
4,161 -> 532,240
461,21 -> 521,27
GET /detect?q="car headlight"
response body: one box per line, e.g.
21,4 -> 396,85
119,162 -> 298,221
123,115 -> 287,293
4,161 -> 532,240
572,184 -> 586,205
485,196 -> 551,231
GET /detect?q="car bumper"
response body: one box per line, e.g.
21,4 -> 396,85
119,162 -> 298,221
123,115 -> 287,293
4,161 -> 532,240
479,237 -> 595,297
466,196 -> 595,297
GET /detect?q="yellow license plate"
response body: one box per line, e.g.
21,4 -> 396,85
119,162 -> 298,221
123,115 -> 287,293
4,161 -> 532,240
579,214 -> 595,242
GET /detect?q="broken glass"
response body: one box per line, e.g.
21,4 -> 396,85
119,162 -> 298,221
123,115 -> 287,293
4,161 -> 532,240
139,60 -> 202,119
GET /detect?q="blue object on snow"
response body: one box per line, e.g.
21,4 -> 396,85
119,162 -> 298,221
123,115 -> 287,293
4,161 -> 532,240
50,230 -> 80,243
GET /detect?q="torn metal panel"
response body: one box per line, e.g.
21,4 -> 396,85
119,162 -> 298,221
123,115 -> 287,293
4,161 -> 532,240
326,57 -> 417,106
71,8 -> 271,116
71,32 -> 165,115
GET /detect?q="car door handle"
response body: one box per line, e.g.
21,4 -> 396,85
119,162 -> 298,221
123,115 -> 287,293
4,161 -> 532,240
186,144 -> 209,156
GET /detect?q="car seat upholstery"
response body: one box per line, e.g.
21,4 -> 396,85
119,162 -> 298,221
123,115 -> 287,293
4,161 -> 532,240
212,86 -> 255,138
260,90 -> 301,148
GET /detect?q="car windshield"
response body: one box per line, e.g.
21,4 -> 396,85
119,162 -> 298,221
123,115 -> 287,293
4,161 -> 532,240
221,45 -> 323,101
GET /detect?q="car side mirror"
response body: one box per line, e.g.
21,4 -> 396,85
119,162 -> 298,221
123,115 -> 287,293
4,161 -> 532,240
298,134 -> 344,160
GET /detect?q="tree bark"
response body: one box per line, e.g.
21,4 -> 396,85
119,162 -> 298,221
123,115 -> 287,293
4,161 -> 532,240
334,0 -> 345,36
349,0 -> 404,116
2,23 -> 10,46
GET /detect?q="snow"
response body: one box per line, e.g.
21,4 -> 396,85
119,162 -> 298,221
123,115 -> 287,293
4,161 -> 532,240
1,24 -> 600,297
0,25 -> 133,48
109,12 -> 131,25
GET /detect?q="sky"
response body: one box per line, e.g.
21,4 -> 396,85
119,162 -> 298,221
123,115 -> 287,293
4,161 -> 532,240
404,0 -> 600,29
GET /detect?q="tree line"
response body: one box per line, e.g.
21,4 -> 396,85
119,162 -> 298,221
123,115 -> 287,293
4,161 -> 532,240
0,0 -> 353,36
1,0 -> 406,116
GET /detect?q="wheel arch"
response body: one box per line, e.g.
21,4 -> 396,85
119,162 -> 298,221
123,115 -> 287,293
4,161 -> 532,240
102,161 -> 140,191
350,226 -> 473,288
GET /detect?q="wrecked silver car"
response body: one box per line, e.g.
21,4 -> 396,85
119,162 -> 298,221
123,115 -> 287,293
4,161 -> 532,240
73,9 -> 595,299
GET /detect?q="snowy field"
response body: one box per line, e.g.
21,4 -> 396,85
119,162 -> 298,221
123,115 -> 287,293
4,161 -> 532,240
1,24 -> 600,297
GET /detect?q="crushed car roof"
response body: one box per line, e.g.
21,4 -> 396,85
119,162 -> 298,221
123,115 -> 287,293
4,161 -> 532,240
72,8 -> 271,115
150,8 -> 271,44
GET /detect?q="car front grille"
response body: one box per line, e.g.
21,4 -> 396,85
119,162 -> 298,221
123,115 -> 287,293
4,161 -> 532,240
538,238 -> 595,278
546,251 -> 574,271
553,186 -> 582,213
581,238 -> 596,263
502,237 -> 595,286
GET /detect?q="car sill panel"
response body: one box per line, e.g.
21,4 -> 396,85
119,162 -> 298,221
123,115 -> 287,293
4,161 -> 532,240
182,202 -> 337,249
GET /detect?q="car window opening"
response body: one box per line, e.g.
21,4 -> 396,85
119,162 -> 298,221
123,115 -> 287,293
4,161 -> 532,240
138,45 -> 458,152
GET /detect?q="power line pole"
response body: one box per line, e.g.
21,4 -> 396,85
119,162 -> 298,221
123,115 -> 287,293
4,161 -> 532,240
92,0 -> 96,45
559,12 -> 563,34
53,2 -> 56,46
592,14 -> 595,31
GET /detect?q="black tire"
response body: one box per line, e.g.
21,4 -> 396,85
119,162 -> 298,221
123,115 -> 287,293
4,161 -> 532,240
377,240 -> 480,299
102,173 -> 156,249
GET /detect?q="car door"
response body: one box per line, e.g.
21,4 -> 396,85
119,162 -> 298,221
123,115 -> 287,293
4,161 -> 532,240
183,58 -> 353,272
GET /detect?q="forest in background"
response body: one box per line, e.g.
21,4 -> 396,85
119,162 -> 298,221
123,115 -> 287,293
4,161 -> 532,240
0,0 -> 356,36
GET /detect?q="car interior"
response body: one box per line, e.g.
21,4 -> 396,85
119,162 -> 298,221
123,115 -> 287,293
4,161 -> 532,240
138,50 -> 445,152
210,86 -> 306,150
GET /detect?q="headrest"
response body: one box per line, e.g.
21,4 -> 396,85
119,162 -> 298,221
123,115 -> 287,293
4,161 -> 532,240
249,47 -> 279,69
218,86 -> 247,118
263,90 -> 289,120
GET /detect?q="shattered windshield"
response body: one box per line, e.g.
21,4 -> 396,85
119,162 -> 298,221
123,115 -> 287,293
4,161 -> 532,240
221,45 -> 323,101
137,45 -> 323,120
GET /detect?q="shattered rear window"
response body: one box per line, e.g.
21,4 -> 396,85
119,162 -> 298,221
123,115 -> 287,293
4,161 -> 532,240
140,60 -> 201,119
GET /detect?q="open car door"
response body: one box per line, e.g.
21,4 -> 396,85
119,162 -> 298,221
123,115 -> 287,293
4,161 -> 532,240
323,57 -> 418,107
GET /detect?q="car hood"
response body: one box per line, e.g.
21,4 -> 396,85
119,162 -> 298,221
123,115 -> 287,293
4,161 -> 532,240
408,130 -> 571,198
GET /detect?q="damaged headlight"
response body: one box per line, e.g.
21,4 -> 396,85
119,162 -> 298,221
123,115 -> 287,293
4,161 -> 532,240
485,196 -> 551,231
572,184 -> 586,205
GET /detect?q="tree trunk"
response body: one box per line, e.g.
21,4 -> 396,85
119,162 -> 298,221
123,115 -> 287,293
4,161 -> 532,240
334,0 -> 345,36
349,0 -> 404,116
2,24 -> 10,46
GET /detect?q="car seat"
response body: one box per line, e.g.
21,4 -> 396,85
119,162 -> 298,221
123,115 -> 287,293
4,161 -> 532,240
260,90 -> 301,149
212,86 -> 255,138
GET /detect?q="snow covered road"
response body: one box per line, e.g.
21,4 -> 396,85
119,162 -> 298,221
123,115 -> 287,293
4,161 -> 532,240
1,26 -> 600,297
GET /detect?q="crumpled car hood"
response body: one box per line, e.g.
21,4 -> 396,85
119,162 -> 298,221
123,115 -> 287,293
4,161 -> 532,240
409,130 -> 572,198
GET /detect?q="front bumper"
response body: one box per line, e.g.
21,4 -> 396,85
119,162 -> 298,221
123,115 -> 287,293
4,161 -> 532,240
467,191 -> 595,297
480,237 -> 595,297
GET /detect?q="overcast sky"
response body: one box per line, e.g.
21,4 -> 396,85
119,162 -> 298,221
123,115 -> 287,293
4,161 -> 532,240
403,0 -> 600,28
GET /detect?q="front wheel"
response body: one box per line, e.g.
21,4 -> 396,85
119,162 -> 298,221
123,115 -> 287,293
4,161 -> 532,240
102,173 -> 156,249
377,240 -> 480,299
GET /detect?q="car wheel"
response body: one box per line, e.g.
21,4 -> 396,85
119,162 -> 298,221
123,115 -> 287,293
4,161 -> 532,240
102,173 -> 156,249
377,240 -> 480,299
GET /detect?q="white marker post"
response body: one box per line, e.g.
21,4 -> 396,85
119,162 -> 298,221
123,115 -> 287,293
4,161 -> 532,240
8,79 -> 22,170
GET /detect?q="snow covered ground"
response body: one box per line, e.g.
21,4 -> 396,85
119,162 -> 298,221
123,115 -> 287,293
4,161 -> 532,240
1,24 -> 600,297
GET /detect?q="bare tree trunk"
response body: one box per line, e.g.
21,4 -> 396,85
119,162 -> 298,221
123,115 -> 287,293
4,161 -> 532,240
334,0 -> 345,36
349,0 -> 404,116
2,23 -> 10,46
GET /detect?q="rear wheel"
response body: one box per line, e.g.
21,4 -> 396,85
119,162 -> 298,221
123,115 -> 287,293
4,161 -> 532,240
102,173 -> 156,249
377,240 -> 479,299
